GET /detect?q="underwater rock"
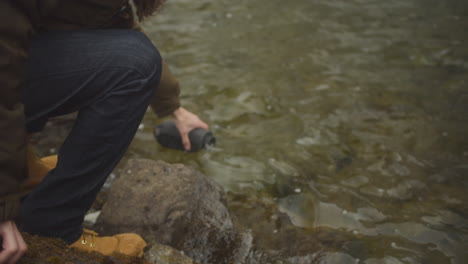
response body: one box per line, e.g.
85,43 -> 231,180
227,193 -> 370,263
96,159 -> 252,264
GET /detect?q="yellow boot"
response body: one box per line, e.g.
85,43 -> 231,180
22,143 -> 57,194
70,229 -> 147,257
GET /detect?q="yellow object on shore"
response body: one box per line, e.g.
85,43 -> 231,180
70,229 -> 147,258
22,144 -> 57,194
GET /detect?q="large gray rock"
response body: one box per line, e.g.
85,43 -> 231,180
96,159 -> 252,264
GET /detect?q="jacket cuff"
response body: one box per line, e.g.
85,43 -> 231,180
155,99 -> 181,118
0,194 -> 21,222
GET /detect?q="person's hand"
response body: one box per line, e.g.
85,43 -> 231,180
0,221 -> 27,264
172,107 -> 209,151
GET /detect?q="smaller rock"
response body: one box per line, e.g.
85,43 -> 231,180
145,244 -> 198,264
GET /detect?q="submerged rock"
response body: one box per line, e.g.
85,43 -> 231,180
96,159 -> 252,264
145,244 -> 197,264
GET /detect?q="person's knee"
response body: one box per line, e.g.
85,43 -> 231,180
116,30 -> 162,88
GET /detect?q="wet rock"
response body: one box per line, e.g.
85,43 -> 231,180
175,226 -> 252,264
96,159 -> 252,264
145,243 -> 197,264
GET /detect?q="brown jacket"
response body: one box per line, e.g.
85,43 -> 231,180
0,0 -> 180,222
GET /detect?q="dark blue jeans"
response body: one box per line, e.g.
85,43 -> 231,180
19,29 -> 162,244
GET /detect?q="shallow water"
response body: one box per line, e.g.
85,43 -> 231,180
129,0 -> 468,263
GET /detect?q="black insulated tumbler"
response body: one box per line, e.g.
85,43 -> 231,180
154,120 -> 216,152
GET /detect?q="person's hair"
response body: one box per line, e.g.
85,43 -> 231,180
133,0 -> 166,20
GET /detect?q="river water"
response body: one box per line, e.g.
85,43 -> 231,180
129,0 -> 468,263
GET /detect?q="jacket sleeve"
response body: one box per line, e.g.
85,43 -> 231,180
150,61 -> 181,118
0,2 -> 32,222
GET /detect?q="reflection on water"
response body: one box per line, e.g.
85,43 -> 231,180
129,0 -> 468,262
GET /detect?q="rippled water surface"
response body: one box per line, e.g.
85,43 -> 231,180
129,0 -> 468,263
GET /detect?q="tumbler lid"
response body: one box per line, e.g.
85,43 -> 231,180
188,128 -> 216,152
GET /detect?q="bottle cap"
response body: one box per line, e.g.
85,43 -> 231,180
188,128 -> 216,151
